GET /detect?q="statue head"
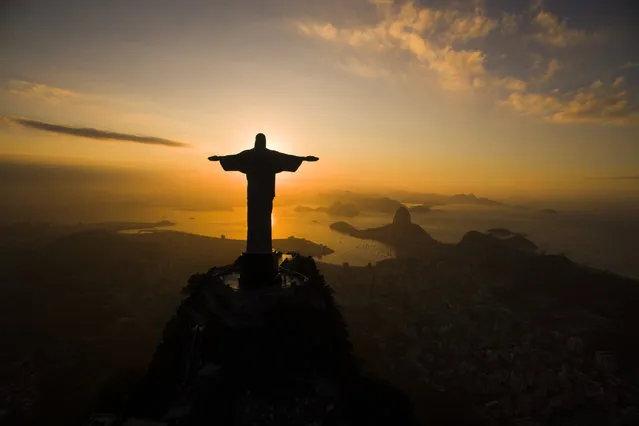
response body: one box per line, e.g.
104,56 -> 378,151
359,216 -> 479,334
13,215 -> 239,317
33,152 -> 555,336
255,133 -> 266,150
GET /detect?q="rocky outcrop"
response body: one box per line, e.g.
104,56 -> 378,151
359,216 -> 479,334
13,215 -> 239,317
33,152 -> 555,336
331,209 -> 540,261
330,207 -> 440,259
459,230 -> 538,254
393,206 -> 412,227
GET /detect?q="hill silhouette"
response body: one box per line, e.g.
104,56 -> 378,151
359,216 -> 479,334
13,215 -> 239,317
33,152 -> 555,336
330,206 -> 438,258
296,201 -> 360,217
330,207 -> 540,259
320,191 -> 508,213
448,193 -> 503,206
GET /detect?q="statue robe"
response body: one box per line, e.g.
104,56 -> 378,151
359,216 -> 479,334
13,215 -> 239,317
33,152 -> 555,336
219,148 -> 304,253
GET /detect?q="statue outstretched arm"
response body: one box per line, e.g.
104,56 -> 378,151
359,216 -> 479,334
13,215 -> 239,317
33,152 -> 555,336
209,152 -> 249,173
271,152 -> 319,173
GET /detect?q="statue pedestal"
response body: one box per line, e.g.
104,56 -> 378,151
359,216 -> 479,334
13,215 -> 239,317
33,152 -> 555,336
237,252 -> 278,288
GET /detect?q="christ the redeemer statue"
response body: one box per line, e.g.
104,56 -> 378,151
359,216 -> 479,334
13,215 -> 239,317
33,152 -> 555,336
208,133 -> 318,254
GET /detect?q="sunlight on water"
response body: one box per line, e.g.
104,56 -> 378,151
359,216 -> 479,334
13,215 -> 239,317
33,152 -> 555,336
129,205 -> 394,266
113,204 -> 639,277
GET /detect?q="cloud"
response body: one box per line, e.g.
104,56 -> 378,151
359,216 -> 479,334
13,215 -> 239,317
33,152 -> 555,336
532,11 -> 590,47
7,80 -> 81,103
297,1 -> 497,91
542,58 -> 560,81
296,0 -> 636,126
531,0 -> 544,10
500,13 -> 519,35
501,79 -> 639,125
493,77 -> 527,92
429,49 -> 487,90
11,118 -> 189,147
339,57 -> 393,79
297,22 -> 389,50
444,10 -> 497,42
613,77 -> 625,88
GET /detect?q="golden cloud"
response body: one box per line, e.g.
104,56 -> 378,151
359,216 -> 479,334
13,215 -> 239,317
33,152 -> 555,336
532,11 -> 591,47
500,13 -> 519,36
613,77 -> 625,88
297,1 -> 496,90
428,48 -> 487,90
502,80 -> 639,125
493,77 -> 528,92
444,10 -> 497,42
542,58 -> 561,81
297,1 -> 636,125
339,57 -> 393,79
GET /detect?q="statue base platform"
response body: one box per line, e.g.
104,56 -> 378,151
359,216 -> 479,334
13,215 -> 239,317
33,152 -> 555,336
236,252 -> 278,288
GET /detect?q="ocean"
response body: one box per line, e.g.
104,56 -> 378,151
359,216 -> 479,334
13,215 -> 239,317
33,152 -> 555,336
116,203 -> 639,279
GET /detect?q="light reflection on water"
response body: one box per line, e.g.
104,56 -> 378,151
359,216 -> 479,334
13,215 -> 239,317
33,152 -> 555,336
148,206 -> 396,266
119,205 -> 639,277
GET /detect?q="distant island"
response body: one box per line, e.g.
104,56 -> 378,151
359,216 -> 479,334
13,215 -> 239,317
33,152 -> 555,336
330,206 -> 441,258
448,193 -> 503,206
486,228 -> 527,238
298,191 -> 557,218
295,201 -> 360,218
330,207 -> 539,259
539,208 -> 559,215
299,193 -> 404,215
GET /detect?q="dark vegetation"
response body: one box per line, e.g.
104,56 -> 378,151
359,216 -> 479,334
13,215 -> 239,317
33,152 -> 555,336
119,255 -> 415,425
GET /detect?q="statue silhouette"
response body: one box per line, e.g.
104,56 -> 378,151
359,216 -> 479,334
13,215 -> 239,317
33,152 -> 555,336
208,133 -> 318,254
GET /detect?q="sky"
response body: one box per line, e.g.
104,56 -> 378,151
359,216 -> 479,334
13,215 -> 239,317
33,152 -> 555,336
1,0 -> 638,215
